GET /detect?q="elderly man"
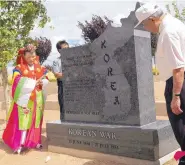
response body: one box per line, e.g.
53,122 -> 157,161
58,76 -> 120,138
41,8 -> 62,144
135,3 -> 185,165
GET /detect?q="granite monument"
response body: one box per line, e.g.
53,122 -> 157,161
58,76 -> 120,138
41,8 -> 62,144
47,2 -> 179,164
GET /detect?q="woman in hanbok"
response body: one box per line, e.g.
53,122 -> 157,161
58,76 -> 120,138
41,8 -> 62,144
3,44 -> 48,154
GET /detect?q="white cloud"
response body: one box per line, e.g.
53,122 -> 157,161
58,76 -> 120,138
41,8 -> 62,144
52,36 -> 65,43
46,0 -> 174,1
51,36 -> 84,52
111,14 -> 126,27
29,0 -> 181,55
51,36 -> 66,53
45,20 -> 54,29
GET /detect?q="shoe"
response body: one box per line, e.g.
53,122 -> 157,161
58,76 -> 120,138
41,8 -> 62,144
17,148 -> 21,154
14,147 -> 22,155
179,161 -> 185,165
36,144 -> 43,150
179,157 -> 185,165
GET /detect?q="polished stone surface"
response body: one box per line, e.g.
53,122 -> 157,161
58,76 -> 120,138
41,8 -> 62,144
59,2 -> 155,126
47,120 -> 179,161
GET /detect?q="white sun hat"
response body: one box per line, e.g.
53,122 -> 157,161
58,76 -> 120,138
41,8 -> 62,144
135,3 -> 161,28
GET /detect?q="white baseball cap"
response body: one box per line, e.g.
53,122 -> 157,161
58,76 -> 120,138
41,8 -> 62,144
135,3 -> 161,28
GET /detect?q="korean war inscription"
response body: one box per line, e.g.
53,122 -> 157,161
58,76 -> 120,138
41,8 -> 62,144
47,2 -> 179,164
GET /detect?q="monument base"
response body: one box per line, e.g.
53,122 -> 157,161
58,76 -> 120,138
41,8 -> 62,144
46,120 -> 179,162
48,145 -> 180,165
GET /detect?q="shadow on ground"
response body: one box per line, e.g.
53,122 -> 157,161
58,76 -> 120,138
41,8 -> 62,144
0,119 -> 5,125
0,135 -> 48,155
83,160 -> 123,165
163,159 -> 177,165
83,160 -> 177,165
0,141 -> 12,154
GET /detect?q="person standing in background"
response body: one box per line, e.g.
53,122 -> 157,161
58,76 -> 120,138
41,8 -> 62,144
45,40 -> 69,121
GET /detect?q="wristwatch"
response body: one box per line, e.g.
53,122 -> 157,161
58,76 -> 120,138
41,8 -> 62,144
173,93 -> 181,97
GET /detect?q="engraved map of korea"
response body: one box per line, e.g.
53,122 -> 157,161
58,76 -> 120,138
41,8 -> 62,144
92,39 -> 131,122
61,27 -> 132,123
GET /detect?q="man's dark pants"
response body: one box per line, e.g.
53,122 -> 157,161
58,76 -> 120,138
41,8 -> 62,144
165,75 -> 185,165
57,80 -> 64,121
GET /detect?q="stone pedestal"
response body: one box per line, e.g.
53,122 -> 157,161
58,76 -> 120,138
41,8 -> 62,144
48,146 -> 179,165
46,2 -> 179,164
47,120 -> 179,162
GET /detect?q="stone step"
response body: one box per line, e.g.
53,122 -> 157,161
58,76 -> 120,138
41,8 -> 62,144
155,101 -> 167,116
0,100 -> 167,116
0,100 -> 60,111
45,100 -> 59,110
43,110 -> 60,128
0,108 -> 167,140
45,100 -> 167,115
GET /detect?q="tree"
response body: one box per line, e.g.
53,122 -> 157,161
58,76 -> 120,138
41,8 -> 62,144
78,14 -> 157,57
0,1 -> 51,120
35,37 -> 52,64
77,15 -> 112,43
166,1 -> 185,22
18,36 -> 52,65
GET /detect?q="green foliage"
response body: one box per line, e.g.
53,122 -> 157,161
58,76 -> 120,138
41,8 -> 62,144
166,1 -> 185,22
77,15 -> 112,43
0,1 -> 50,68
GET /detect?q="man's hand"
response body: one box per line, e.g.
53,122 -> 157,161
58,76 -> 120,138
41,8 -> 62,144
171,96 -> 183,115
54,72 -> 63,79
172,68 -> 184,115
